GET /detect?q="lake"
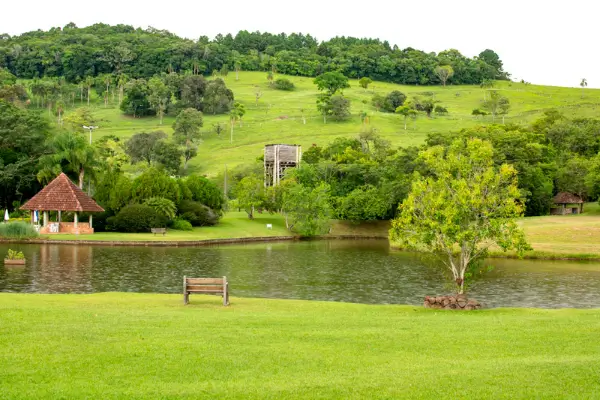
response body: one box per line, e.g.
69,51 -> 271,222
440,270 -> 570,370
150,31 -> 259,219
2,240 -> 600,308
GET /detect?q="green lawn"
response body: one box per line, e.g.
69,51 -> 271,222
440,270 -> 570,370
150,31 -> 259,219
0,293 -> 599,399
52,72 -> 600,176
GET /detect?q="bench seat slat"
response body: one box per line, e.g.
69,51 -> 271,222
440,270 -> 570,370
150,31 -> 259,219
187,290 -> 224,294
186,278 -> 224,284
186,285 -> 223,291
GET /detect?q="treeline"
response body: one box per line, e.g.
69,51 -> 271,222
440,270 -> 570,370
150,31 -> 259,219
0,23 -> 507,86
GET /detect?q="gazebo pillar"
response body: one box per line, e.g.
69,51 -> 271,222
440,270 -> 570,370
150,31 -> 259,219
58,210 -> 62,222
43,211 -> 48,227
74,212 -> 78,230
89,214 -> 93,229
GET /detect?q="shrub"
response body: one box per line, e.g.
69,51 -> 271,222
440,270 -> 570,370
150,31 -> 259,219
185,175 -> 225,212
383,91 -> 407,112
171,218 -> 193,231
108,204 -> 167,233
6,249 -> 25,259
0,221 -> 39,239
273,78 -> 295,91
435,105 -> 448,115
144,197 -> 177,220
178,200 -> 219,226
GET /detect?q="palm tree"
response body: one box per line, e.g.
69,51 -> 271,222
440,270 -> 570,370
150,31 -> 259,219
55,100 -> 65,127
580,78 -> 588,98
117,74 -> 128,105
85,76 -> 94,106
38,132 -> 97,190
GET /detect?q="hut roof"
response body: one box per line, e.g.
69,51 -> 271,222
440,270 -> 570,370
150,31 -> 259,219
21,173 -> 104,212
553,192 -> 584,204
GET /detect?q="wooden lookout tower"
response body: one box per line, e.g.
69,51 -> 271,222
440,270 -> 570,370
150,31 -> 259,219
264,144 -> 302,186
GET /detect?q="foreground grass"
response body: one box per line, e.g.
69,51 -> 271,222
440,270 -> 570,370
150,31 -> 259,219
0,293 -> 599,399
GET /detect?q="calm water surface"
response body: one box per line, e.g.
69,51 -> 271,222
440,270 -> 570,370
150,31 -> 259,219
1,240 -> 600,308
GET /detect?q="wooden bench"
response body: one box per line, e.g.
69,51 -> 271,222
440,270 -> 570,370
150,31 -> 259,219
183,276 -> 229,306
151,227 -> 166,236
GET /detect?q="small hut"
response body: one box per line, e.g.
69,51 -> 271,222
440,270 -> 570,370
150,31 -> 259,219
551,192 -> 584,215
20,173 -> 104,234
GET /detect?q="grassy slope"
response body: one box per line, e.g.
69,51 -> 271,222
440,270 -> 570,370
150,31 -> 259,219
58,72 -> 600,176
1,293 -> 599,399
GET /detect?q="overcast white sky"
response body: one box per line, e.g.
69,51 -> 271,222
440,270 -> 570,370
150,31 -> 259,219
2,0 -> 597,88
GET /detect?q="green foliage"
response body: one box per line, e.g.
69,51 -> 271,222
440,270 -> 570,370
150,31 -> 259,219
173,108 -> 203,169
434,105 -> 448,115
390,139 -> 530,294
203,78 -> 234,114
316,94 -> 350,122
235,175 -> 265,219
435,65 -> 454,86
131,167 -> 181,204
339,185 -> 390,221
5,249 -> 25,260
273,78 -> 295,91
120,79 -> 153,117
313,72 -> 350,95
94,171 -> 133,214
0,222 -> 39,239
283,182 -> 332,236
109,204 -> 167,232
125,131 -> 182,174
37,131 -> 97,188
380,91 -> 407,113
358,77 -> 372,90
482,90 -> 510,122
178,200 -> 219,226
144,197 -> 177,220
147,77 -> 170,124
185,175 -> 225,211
171,218 -> 193,231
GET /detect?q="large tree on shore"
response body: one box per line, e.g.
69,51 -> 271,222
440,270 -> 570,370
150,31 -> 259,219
390,138 -> 530,294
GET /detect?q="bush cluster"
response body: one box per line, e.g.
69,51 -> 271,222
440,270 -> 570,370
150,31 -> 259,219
0,222 -> 39,239
107,205 -> 167,233
178,200 -> 220,226
273,78 -> 295,91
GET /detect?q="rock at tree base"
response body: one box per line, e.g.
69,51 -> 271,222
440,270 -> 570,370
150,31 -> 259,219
423,295 -> 482,310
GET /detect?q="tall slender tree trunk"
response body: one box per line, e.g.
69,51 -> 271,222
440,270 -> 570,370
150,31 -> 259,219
78,168 -> 85,189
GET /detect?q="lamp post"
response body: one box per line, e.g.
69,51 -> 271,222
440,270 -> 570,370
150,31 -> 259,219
83,125 -> 99,144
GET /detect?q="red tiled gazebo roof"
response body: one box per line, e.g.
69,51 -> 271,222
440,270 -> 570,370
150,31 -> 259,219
20,173 -> 104,212
553,192 -> 584,205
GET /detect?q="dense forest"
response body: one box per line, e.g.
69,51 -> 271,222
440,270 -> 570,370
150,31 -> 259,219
0,23 -> 507,85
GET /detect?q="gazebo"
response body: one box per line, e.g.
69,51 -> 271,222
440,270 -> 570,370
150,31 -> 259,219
551,192 -> 584,215
20,173 -> 104,234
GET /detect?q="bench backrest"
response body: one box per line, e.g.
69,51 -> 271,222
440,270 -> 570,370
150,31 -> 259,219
184,276 -> 227,294
151,228 -> 166,233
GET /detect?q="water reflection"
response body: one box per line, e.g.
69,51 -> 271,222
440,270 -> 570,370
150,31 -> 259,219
1,241 -> 600,308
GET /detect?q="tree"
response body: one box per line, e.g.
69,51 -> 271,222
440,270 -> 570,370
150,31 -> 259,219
180,75 -> 206,111
148,77 -> 170,125
390,139 -> 530,294
358,77 -> 372,90
316,94 -> 332,123
125,131 -> 168,166
480,79 -> 494,100
228,102 -> 246,143
282,182 -> 332,236
313,71 -> 350,95
434,105 -> 448,115
254,86 -> 262,106
478,49 -> 504,78
267,71 -> 274,86
203,78 -> 234,114
38,131 -> 97,189
328,95 -> 351,121
120,79 -> 152,117
220,64 -> 229,78
395,105 -> 417,130
482,90 -> 509,122
173,108 -> 203,170
383,91 -> 407,112
85,76 -> 94,106
236,175 -> 264,219
185,175 -> 225,211
131,167 -> 181,204
435,65 -> 454,87
54,100 -> 65,127
117,74 -> 128,105
580,78 -> 588,98
100,74 -> 113,107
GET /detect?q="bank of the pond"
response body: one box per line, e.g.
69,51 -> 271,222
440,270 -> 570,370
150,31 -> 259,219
0,293 -> 598,399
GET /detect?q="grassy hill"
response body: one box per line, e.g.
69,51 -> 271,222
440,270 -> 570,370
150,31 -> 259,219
54,72 -> 600,176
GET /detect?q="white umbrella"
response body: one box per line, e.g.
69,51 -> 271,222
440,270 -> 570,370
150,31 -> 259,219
4,209 -> 9,222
